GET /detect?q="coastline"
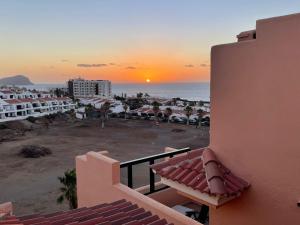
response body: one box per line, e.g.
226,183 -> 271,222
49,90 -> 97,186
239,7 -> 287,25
16,82 -> 210,101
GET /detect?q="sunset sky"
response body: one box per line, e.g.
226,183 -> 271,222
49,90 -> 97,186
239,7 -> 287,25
0,0 -> 299,84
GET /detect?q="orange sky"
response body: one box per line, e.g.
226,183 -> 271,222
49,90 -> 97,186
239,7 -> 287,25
1,1 -> 299,84
0,1 -> 214,84
0,48 -> 210,84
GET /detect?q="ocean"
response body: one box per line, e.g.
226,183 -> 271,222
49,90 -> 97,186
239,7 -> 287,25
17,82 -> 210,101
113,83 -> 210,101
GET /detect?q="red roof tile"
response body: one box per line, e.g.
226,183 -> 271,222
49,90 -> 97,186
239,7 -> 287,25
17,98 -> 35,103
151,148 -> 250,197
0,90 -> 13,94
4,99 -> 21,104
0,199 -> 173,225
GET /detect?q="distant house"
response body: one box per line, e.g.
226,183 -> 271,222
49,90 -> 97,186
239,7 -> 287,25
0,90 -> 16,100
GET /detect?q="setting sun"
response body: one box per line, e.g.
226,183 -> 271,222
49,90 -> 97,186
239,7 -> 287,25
146,79 -> 151,83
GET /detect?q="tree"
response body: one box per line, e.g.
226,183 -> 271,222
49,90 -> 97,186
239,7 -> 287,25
144,93 -> 150,98
152,101 -> 160,123
123,103 -> 129,120
114,95 -> 125,101
57,169 -> 77,209
85,104 -> 94,118
184,106 -> 193,125
100,101 -> 111,128
197,108 -> 205,128
171,98 -> 177,106
164,107 -> 173,123
54,88 -> 66,97
189,101 -> 195,107
137,92 -> 143,98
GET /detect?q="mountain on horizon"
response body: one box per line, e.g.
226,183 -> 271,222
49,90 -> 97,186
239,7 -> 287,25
0,75 -> 34,85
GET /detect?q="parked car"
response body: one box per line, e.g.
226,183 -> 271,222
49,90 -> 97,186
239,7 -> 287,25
171,116 -> 186,124
188,117 -> 198,125
201,117 -> 210,126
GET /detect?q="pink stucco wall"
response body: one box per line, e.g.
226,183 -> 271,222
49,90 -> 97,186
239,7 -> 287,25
0,202 -> 12,217
210,13 -> 300,225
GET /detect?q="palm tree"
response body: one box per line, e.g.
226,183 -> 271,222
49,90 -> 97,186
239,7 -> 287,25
123,103 -> 129,120
164,107 -> 173,123
100,101 -> 111,128
152,101 -> 160,123
184,106 -> 193,125
197,108 -> 205,128
57,169 -> 77,209
137,92 -> 143,98
85,103 -> 94,118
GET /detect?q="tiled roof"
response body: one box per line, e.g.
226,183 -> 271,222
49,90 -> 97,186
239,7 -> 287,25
36,98 -> 47,102
151,148 -> 250,197
0,199 -> 173,225
4,99 -> 21,104
0,90 -> 13,94
17,98 -> 35,103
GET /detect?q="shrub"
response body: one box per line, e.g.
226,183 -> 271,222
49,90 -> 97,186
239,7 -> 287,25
0,123 -> 8,129
45,113 -> 58,121
19,145 -> 52,158
26,116 -> 37,123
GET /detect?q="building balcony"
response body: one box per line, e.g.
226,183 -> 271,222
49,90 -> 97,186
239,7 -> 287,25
76,146 -> 250,225
76,149 -> 204,225
3,108 -> 15,112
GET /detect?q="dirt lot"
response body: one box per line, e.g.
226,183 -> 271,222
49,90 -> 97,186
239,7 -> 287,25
0,117 -> 209,216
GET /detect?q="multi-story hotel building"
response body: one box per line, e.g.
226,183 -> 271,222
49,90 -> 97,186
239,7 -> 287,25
68,79 -> 111,98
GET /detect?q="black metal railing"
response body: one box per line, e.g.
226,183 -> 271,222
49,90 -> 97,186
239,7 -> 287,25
120,147 -> 191,195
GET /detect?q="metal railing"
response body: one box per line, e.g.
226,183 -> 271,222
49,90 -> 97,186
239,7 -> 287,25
120,147 -> 191,195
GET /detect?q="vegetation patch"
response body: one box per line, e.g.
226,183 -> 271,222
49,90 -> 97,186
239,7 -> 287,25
26,116 -> 37,123
0,123 -> 8,129
18,145 -> 52,158
57,169 -> 77,209
171,128 -> 186,133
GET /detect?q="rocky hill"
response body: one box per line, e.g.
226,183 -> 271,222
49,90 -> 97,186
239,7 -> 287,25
0,75 -> 34,85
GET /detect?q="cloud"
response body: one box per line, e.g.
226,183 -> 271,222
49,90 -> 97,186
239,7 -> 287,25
77,63 -> 107,68
185,64 -> 194,68
109,63 -> 116,66
61,59 -> 69,62
200,63 -> 209,67
126,66 -> 137,69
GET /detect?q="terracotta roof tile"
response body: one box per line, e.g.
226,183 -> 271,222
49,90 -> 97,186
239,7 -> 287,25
4,99 -> 21,104
17,98 -> 34,103
0,90 -> 13,94
1,199 -> 173,225
151,148 -> 250,197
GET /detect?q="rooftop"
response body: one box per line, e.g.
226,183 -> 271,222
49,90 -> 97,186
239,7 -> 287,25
0,199 -> 173,225
151,148 -> 250,206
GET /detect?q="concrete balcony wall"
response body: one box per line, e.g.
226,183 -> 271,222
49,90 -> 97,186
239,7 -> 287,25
76,151 -> 201,225
0,202 -> 12,218
144,186 -> 191,208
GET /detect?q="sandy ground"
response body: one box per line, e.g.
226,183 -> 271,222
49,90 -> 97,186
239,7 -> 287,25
0,118 -> 209,216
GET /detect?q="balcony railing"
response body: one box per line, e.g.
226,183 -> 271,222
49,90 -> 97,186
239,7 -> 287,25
120,147 -> 191,195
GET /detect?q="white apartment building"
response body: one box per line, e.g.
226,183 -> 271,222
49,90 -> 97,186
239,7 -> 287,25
0,90 -> 76,122
68,79 -> 111,98
0,90 -> 53,100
